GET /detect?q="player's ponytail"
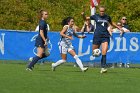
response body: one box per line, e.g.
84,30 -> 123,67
61,17 -> 74,26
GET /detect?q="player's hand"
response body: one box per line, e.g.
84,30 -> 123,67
109,31 -> 112,36
82,35 -> 86,38
44,39 -> 48,45
44,41 -> 47,46
79,35 -> 86,39
68,36 -> 73,40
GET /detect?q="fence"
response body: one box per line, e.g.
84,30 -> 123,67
0,29 -> 140,64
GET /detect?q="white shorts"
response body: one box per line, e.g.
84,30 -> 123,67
59,44 -> 74,54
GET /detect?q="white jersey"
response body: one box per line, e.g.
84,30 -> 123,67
59,25 -> 74,47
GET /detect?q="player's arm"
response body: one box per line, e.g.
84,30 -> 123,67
73,25 -> 81,32
111,22 -> 124,33
40,30 -> 46,44
81,12 -> 90,21
60,26 -> 73,40
108,15 -> 124,36
39,22 -> 48,45
108,16 -> 120,31
73,32 -> 86,39
107,24 -> 113,36
111,22 -> 124,36
123,28 -> 130,32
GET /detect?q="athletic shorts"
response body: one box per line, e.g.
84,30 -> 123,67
59,44 -> 74,54
35,37 -> 45,48
93,37 -> 110,45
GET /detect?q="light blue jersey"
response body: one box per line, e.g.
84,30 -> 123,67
59,25 -> 74,47
58,25 -> 74,54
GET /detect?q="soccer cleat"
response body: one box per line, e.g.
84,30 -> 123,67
51,63 -> 56,71
100,68 -> 107,73
125,63 -> 130,68
26,67 -> 33,71
82,67 -> 88,72
127,63 -> 130,68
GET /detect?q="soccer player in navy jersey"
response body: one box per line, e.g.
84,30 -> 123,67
51,17 -> 88,72
82,6 -> 124,73
26,10 -> 49,71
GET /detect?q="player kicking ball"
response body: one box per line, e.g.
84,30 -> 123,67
52,17 -> 88,72
82,6 -> 124,73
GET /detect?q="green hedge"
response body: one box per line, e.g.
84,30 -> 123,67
0,0 -> 139,31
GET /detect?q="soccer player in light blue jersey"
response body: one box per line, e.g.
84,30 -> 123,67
51,17 -> 88,72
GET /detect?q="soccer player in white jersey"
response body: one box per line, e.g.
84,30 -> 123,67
52,17 -> 88,72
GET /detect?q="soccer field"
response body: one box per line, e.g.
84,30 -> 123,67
0,62 -> 140,93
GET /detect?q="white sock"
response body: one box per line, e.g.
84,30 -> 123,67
53,59 -> 66,67
74,55 -> 84,70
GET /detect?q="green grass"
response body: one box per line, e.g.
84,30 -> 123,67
0,62 -> 140,93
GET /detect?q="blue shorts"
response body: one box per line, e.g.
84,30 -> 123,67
93,37 -> 110,45
35,37 -> 45,48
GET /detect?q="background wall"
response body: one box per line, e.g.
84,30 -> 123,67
0,30 -> 140,63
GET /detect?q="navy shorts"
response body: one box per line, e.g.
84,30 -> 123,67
35,37 -> 45,48
93,37 -> 110,45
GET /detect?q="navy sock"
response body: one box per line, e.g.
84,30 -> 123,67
101,55 -> 106,68
28,56 -> 41,68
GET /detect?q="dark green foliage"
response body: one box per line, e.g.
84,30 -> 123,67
0,0 -> 139,31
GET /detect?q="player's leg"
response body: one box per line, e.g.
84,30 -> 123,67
100,41 -> 108,73
51,46 -> 67,71
52,54 -> 66,71
27,47 -> 44,71
92,41 -> 100,57
92,36 -> 101,51
92,44 -> 100,51
39,46 -> 50,65
101,41 -> 108,67
68,49 -> 88,72
42,45 -> 50,58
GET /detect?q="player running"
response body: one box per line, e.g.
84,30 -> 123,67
26,10 -> 49,71
51,17 -> 88,72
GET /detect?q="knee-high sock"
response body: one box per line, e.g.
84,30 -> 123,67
35,53 -> 49,64
74,55 -> 84,70
101,55 -> 106,68
52,59 -> 66,67
28,56 -> 41,68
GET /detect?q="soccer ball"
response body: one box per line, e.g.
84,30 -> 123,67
29,57 -> 33,61
92,49 -> 101,57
